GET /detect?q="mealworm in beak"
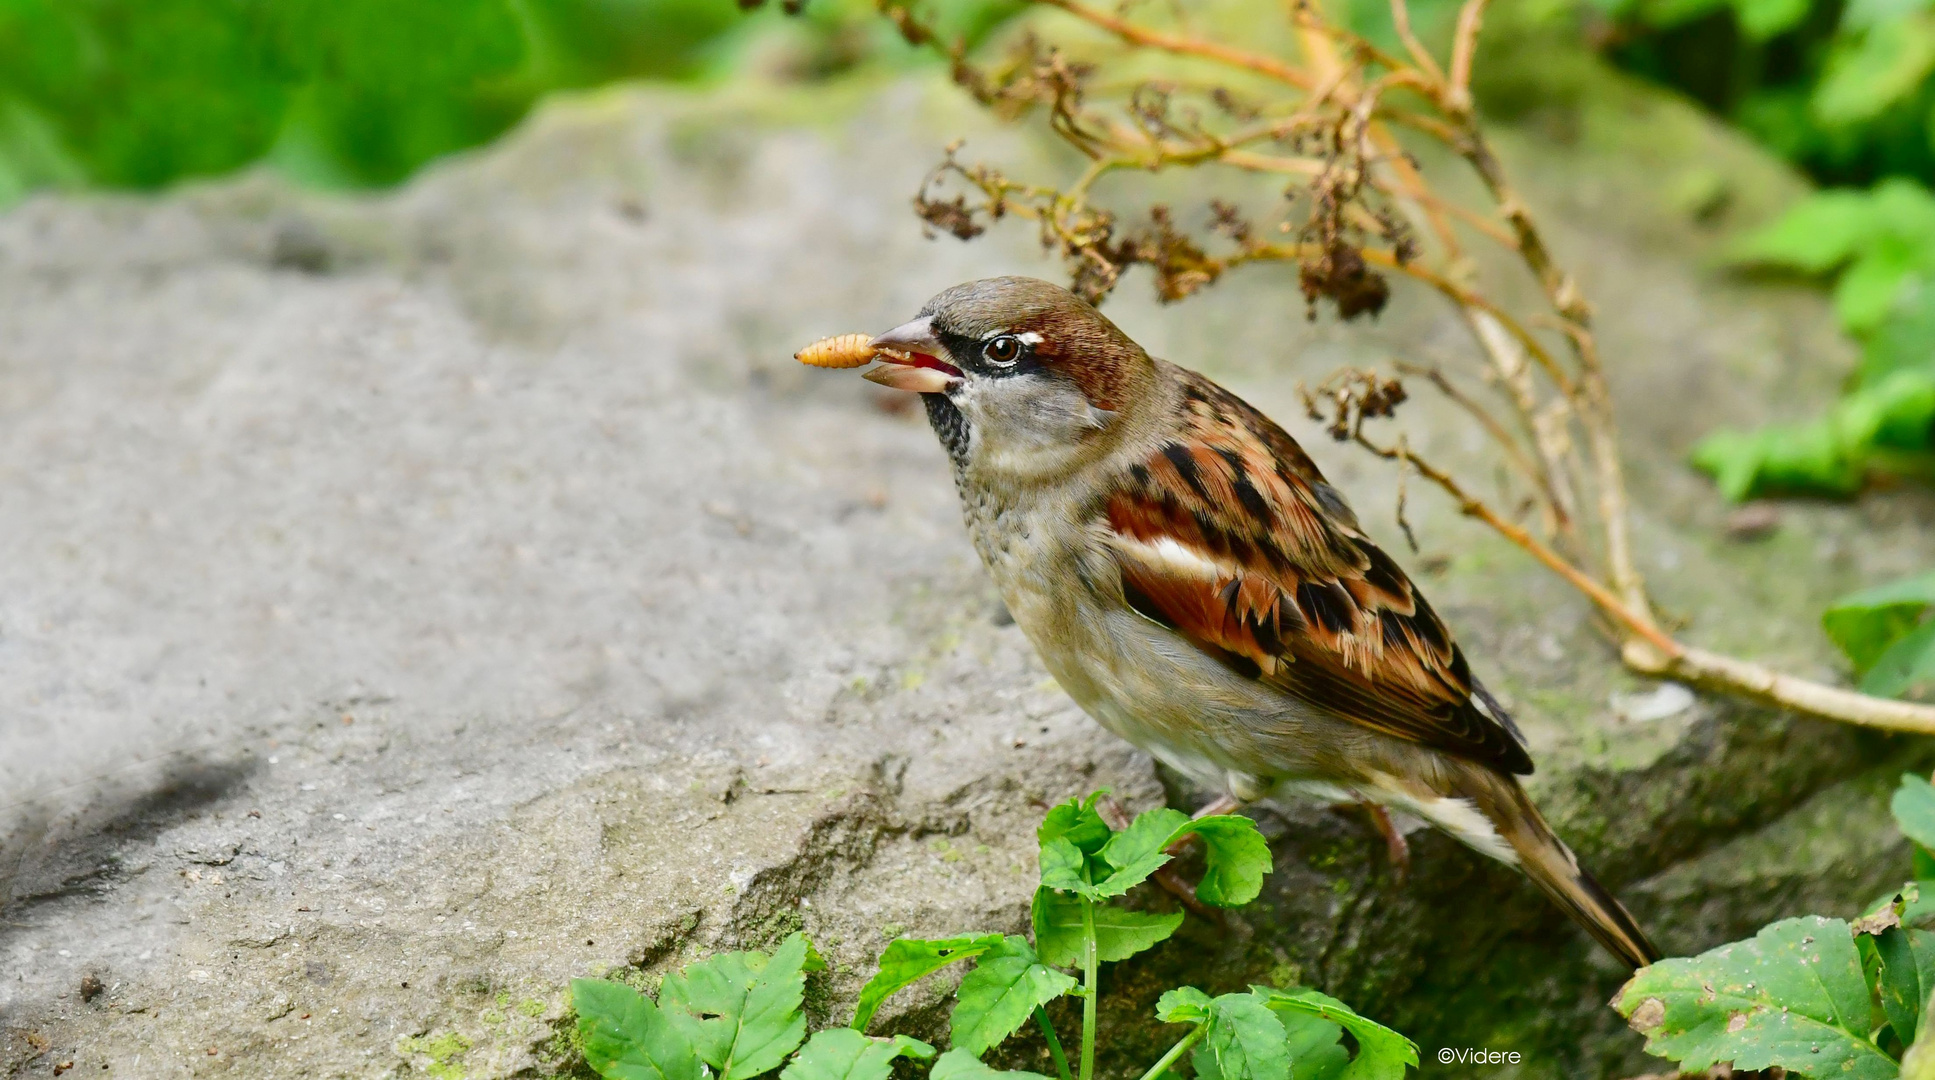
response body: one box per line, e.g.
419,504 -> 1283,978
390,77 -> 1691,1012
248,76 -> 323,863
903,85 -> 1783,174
794,333 -> 878,369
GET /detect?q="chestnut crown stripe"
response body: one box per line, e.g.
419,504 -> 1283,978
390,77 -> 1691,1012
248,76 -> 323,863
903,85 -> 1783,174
1103,369 -> 1534,775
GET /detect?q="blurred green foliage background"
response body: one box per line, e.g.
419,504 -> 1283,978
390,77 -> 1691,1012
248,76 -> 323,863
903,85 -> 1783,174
0,0 -> 1927,501
0,0 -> 1019,202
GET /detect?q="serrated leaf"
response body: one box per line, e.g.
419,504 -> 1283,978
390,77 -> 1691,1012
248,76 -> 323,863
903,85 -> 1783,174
950,936 -> 1078,1055
1615,916 -> 1896,1078
1252,987 -> 1417,1080
778,1029 -> 933,1080
1090,810 -> 1272,907
1031,887 -> 1184,967
1189,993 -> 1288,1080
850,935 -> 1005,1032
1095,808 -> 1192,895
660,932 -> 815,1080
572,978 -> 706,1080
1189,817 -> 1273,907
1156,986 -> 1213,1024
1037,794 -> 1112,856
1038,837 -> 1101,898
929,1047 -> 1052,1080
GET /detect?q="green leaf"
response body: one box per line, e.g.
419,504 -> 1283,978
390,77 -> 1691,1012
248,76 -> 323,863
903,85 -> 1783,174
1156,986 -> 1213,1024
778,1029 -> 934,1080
1094,808 -> 1192,896
1726,189 -> 1879,273
1874,924 -> 1927,1045
1189,994 -> 1289,1080
929,1047 -> 1052,1080
1824,570 -> 1935,671
1813,15 -> 1935,126
850,935 -> 1005,1032
1864,618 -> 1935,700
659,932 -> 815,1080
572,978 -> 706,1080
1692,373 -> 1935,501
1031,888 -> 1183,967
1896,775 -> 1935,851
1251,988 -> 1417,1080
1835,243 -> 1924,333
950,936 -> 1078,1055
1037,793 -> 1112,856
1091,810 -> 1272,907
1189,817 -> 1274,907
1896,880 -> 1935,926
1038,837 -> 1102,899
1615,916 -> 1897,1078
1859,285 -> 1935,388
1278,1011 -> 1350,1080
1689,422 -> 1865,501
1732,0 -> 1810,39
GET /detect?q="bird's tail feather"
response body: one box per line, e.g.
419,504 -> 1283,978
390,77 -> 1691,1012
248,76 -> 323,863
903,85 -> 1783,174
1487,780 -> 1660,970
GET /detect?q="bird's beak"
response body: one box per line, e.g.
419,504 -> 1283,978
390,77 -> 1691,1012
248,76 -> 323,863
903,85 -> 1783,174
863,316 -> 962,394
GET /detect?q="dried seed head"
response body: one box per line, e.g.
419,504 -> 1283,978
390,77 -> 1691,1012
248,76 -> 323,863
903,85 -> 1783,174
795,333 -> 879,369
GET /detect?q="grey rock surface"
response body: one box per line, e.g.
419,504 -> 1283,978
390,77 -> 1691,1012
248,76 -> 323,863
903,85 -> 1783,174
0,66 -> 1930,1079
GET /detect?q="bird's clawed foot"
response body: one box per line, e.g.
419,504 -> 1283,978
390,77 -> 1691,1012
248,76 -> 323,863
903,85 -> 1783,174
1336,801 -> 1410,882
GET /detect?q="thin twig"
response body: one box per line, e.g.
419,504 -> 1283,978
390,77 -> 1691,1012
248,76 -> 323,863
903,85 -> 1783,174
1032,0 -> 1314,89
1349,429 -> 1680,656
1393,362 -> 1555,514
1388,0 -> 1449,87
1446,0 -> 1490,114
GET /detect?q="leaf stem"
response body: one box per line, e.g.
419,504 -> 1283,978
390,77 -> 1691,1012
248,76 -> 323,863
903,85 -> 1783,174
1133,1023 -> 1207,1080
1079,899 -> 1098,1080
1036,1006 -> 1074,1080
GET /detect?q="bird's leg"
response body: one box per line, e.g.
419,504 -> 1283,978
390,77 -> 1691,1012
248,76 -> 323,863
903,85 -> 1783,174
1361,802 -> 1411,882
1150,792 -> 1247,919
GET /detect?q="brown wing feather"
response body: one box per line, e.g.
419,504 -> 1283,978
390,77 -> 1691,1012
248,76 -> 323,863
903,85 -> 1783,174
1106,368 -> 1533,775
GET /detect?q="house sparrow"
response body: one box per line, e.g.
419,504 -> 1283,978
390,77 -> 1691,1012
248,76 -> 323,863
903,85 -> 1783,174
857,276 -> 1659,969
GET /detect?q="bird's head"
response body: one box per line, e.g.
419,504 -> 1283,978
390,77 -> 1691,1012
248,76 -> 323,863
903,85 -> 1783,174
866,277 -> 1156,480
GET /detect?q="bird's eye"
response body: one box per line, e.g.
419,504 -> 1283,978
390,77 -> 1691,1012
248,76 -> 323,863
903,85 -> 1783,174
983,335 -> 1022,366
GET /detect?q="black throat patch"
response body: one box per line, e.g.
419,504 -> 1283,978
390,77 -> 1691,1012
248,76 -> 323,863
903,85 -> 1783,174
923,392 -> 971,470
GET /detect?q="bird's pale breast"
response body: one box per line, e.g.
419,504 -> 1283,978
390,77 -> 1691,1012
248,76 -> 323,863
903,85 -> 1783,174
959,473 -> 1375,800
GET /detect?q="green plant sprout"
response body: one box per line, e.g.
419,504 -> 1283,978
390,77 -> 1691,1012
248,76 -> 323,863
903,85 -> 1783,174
570,793 -> 1417,1080
1616,771 -> 1935,1076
